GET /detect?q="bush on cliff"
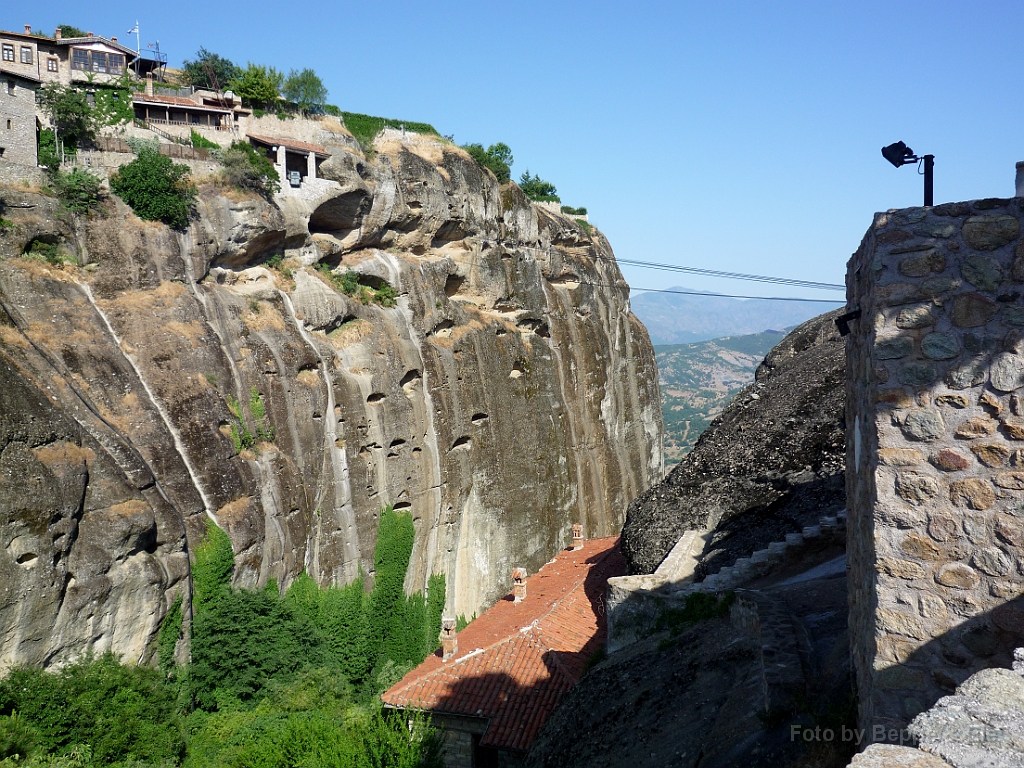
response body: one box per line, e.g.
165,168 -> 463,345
109,148 -> 196,229
518,171 -> 560,202
219,141 -> 280,198
462,142 -> 513,183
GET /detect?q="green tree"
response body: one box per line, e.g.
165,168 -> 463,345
181,47 -> 240,90
462,142 -> 513,183
57,25 -> 86,38
282,68 -> 328,114
220,141 -> 280,198
36,84 -> 95,155
0,654 -> 185,765
230,63 -> 283,109
518,170 -> 560,202
109,147 -> 196,229
51,168 -> 103,213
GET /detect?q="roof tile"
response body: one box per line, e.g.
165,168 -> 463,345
382,537 -> 624,752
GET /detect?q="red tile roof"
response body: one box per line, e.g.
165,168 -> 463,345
382,536 -> 624,753
246,133 -> 329,156
132,92 -> 231,112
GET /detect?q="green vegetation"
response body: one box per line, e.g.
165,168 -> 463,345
461,142 -> 513,183
655,330 -> 784,464
575,219 -> 593,234
315,264 -> 397,308
282,69 -> 328,115
22,239 -> 74,266
0,653 -> 185,766
36,85 -> 94,158
57,25 -> 87,38
51,169 -> 104,214
219,142 -> 280,198
109,148 -> 196,229
89,81 -> 133,128
228,63 -> 283,110
189,130 -> 219,150
518,171 -> 560,202
181,48 -> 240,91
337,113 -> 440,151
561,205 -> 587,215
157,596 -> 183,672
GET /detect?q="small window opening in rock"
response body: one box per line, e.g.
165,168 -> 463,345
445,274 -> 465,297
16,552 -> 37,566
471,413 -> 489,424
367,392 -> 385,404
393,501 -> 412,511
451,436 -> 472,451
400,370 -> 421,388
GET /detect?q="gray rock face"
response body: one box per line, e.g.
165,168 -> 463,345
0,135 -> 661,669
620,310 -> 846,576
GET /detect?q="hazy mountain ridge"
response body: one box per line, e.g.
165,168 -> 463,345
631,287 -> 841,345
657,330 -> 787,464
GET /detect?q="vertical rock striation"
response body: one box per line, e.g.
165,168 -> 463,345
0,133 -> 661,669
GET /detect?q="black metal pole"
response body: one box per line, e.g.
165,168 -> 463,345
923,154 -> 934,206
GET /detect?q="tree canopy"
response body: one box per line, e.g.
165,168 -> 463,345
229,63 -> 283,108
462,142 -> 513,183
518,170 -> 560,202
282,68 -> 328,114
109,147 -> 196,229
36,83 -> 95,152
181,47 -> 240,90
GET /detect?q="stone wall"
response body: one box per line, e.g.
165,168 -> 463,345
846,197 -> 1024,737
0,75 -> 39,167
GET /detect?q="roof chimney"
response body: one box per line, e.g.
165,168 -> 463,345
54,27 -> 61,40
86,32 -> 93,38
24,25 -> 31,35
111,36 -> 117,43
145,72 -> 154,96
440,618 -> 458,661
512,567 -> 527,603
572,524 -> 584,551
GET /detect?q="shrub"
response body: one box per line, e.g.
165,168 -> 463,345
561,205 -> 587,215
518,171 -> 560,202
192,519 -> 235,611
339,113 -> 439,151
51,168 -> 103,214
109,147 -> 195,228
56,25 -> 86,38
23,239 -> 73,266
219,141 -> 279,197
462,142 -> 513,183
0,654 -> 185,765
189,130 -> 219,150
157,595 -> 183,671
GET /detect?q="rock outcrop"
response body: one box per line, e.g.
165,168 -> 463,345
621,309 -> 845,576
0,131 -> 661,669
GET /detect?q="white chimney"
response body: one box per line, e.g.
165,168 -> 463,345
512,567 -> 527,603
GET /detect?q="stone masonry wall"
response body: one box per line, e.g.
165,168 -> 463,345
847,197 -> 1024,737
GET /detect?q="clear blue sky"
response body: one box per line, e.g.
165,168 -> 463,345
13,2 -> 1023,301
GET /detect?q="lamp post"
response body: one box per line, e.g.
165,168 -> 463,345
882,141 -> 934,207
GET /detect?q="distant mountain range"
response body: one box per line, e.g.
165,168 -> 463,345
655,330 -> 787,465
630,287 -> 842,345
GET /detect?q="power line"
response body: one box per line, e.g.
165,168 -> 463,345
614,258 -> 845,291
580,281 -> 845,303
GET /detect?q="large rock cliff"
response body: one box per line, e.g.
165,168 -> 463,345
621,309 -> 845,576
0,130 -> 661,669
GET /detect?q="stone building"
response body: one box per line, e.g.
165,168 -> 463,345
0,25 -> 141,88
846,193 -> 1024,737
0,70 -> 40,166
383,537 -> 624,768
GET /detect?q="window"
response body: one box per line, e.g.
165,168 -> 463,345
86,92 -> 95,107
1,44 -> 13,62
109,53 -> 124,74
20,46 -> 31,64
71,48 -> 88,70
5,119 -> 11,130
47,58 -> 58,72
6,80 -> 13,96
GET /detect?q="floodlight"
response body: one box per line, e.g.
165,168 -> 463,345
881,140 -> 934,206
881,141 -> 916,168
